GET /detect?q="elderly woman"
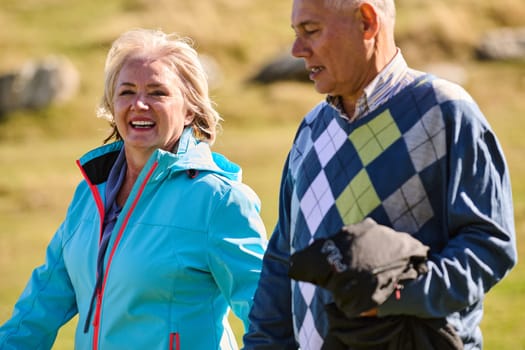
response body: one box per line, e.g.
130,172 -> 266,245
0,28 -> 267,350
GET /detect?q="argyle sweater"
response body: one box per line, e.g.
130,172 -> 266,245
244,73 -> 516,350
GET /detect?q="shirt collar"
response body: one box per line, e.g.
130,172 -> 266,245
327,49 -> 409,121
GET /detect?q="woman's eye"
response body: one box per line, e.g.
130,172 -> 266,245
151,90 -> 168,96
118,89 -> 134,96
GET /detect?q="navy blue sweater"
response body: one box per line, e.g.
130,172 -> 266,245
245,74 -> 517,350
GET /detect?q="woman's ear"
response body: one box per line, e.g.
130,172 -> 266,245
184,112 -> 195,126
184,104 -> 195,125
358,3 -> 380,40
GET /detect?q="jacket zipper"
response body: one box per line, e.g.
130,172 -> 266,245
170,333 -> 180,350
77,159 -> 106,337
79,160 -> 158,350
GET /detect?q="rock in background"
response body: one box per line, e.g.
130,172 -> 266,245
476,27 -> 525,61
0,55 -> 79,118
249,52 -> 309,84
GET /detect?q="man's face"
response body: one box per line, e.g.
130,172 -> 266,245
291,0 -> 376,100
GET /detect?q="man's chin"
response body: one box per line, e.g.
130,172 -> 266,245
313,82 -> 329,95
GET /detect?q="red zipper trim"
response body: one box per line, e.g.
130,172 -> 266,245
91,161 -> 158,350
170,333 -> 180,350
92,291 -> 102,347
76,160 -> 105,241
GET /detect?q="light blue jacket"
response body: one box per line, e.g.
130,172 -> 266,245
0,128 -> 267,350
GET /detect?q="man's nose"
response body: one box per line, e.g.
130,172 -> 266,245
291,37 -> 310,58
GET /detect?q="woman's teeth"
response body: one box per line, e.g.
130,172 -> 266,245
131,121 -> 155,128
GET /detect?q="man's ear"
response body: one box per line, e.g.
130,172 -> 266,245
358,3 -> 380,40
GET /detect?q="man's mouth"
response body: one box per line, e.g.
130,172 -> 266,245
309,66 -> 324,80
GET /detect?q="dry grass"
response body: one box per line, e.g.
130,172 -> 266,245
0,0 -> 524,348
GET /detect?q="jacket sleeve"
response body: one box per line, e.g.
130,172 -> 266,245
0,222 -> 78,350
242,156 -> 299,349
379,93 -> 518,318
206,182 -> 268,332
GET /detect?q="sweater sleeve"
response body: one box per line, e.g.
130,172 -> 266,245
379,92 -> 517,319
0,222 -> 78,350
207,182 -> 268,332
242,156 -> 299,350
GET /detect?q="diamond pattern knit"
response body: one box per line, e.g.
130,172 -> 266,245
288,74 -> 459,349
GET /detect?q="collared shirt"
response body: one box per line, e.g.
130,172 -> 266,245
327,49 -> 420,122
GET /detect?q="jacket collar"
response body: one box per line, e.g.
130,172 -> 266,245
78,127 -> 242,185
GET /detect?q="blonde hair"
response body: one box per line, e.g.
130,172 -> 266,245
97,28 -> 222,144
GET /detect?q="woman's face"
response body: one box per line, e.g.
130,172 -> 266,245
113,56 -> 194,157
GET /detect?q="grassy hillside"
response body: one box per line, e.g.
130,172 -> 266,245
0,0 -> 524,349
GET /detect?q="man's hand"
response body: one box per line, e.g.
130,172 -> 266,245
288,218 -> 429,318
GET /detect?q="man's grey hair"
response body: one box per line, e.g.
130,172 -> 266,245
325,0 -> 396,22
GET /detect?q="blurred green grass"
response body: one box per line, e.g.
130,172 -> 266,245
0,0 -> 524,348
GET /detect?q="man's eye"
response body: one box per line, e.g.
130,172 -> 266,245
304,28 -> 318,35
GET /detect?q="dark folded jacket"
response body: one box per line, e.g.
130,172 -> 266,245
288,218 -> 463,350
323,303 -> 463,350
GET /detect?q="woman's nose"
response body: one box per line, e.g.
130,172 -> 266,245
132,96 -> 149,110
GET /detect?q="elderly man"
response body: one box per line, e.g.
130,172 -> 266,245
243,0 -> 517,349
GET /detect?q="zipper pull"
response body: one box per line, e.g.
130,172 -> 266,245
83,287 -> 98,333
93,291 -> 102,328
394,283 -> 403,300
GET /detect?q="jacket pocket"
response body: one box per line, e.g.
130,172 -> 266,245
169,332 -> 180,350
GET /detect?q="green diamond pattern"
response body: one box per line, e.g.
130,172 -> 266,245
336,169 -> 381,225
349,110 -> 401,166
